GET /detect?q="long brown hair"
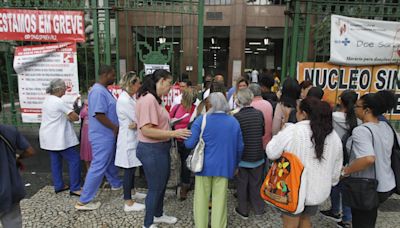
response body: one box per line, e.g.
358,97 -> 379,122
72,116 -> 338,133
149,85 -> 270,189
299,97 -> 333,160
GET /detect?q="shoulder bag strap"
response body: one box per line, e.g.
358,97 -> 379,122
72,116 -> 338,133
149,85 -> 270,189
199,114 -> 207,139
363,125 -> 377,179
172,104 -> 180,118
0,132 -> 16,153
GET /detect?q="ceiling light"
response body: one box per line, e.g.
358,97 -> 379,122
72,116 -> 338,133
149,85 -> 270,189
245,51 -> 252,54
264,38 -> 270,45
245,47 -> 251,51
257,48 -> 267,51
211,37 -> 215,45
159,37 -> 166,44
249,42 -> 261,45
254,52 -> 259,55
210,46 -> 221,50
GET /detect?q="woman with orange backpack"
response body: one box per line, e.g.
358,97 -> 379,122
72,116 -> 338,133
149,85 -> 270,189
266,97 -> 343,228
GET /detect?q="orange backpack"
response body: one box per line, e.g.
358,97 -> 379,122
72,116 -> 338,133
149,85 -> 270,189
260,152 -> 306,214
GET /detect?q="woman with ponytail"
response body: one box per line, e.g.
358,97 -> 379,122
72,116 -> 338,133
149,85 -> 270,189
341,90 -> 397,228
136,69 -> 191,228
320,90 -> 360,227
266,97 -> 343,228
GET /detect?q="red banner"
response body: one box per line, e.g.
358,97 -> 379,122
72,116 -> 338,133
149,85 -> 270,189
0,9 -> 85,42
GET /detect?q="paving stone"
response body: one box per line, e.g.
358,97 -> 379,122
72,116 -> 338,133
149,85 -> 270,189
0,186 -> 399,227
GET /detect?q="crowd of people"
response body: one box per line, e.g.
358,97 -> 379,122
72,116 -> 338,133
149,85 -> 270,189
1,64 -> 399,228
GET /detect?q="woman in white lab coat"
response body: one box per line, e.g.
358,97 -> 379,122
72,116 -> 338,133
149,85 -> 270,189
115,71 -> 146,212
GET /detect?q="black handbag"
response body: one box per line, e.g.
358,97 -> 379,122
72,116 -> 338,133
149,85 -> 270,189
341,126 -> 379,210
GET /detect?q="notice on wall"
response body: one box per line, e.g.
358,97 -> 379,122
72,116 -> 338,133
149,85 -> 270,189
297,62 -> 400,120
232,60 -> 242,86
0,9 -> 85,42
14,42 -> 80,123
144,64 -> 170,75
330,14 -> 400,65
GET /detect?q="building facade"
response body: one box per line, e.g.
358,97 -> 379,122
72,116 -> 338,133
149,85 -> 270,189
118,0 -> 285,86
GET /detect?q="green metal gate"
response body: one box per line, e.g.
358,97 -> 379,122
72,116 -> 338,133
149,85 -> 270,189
0,0 -> 203,126
281,0 -> 400,129
282,0 -> 400,79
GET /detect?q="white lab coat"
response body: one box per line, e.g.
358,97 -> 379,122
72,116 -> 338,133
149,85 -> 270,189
115,91 -> 142,168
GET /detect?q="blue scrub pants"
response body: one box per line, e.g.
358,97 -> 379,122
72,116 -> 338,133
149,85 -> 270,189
137,141 -> 171,228
79,141 -> 122,203
49,146 -> 81,192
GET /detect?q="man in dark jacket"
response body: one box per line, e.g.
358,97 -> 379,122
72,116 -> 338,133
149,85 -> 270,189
0,102 -> 35,228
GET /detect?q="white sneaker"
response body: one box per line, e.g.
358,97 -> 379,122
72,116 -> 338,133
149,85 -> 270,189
124,202 -> 145,212
132,192 -> 147,200
75,201 -> 101,210
142,225 -> 157,228
153,214 -> 177,224
111,185 -> 122,191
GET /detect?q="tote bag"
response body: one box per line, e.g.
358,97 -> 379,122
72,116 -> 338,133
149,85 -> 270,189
186,114 -> 207,172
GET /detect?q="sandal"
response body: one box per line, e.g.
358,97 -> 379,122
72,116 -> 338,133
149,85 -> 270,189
55,185 -> 69,194
70,191 -> 81,197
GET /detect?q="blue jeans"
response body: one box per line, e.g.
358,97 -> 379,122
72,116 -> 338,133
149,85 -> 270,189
48,146 -> 81,192
331,183 -> 352,222
80,141 -> 122,203
137,141 -> 171,228
123,167 -> 136,200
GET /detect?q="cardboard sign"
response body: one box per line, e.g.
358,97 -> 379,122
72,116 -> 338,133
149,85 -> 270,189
297,62 -> 400,120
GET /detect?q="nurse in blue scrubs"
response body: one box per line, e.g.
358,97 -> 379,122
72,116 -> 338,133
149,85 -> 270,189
75,65 -> 122,210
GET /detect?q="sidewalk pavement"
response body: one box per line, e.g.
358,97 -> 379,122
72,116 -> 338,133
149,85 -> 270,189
4,186 -> 400,228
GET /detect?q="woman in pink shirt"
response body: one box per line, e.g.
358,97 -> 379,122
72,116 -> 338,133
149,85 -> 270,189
169,87 -> 197,200
136,70 -> 191,228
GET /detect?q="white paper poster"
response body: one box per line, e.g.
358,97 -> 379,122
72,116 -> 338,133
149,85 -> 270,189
232,60 -> 242,86
144,64 -> 170,75
330,14 -> 400,65
13,42 -> 79,123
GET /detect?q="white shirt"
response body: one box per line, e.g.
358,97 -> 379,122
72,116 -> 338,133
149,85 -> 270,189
39,95 -> 79,151
251,70 -> 259,83
171,94 -> 182,109
266,121 -> 343,206
115,91 -> 142,168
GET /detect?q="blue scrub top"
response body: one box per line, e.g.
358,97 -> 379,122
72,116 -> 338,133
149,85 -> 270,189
88,83 -> 118,142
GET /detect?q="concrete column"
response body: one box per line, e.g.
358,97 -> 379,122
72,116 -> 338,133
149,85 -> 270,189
118,12 -> 134,71
182,15 -> 199,84
227,0 -> 246,87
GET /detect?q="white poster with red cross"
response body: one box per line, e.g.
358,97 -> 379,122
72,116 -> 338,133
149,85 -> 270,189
13,42 -> 79,123
330,14 -> 400,65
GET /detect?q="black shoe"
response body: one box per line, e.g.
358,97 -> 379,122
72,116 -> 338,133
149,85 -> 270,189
69,191 -> 81,197
320,209 -> 342,222
234,207 -> 248,220
337,221 -> 352,228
